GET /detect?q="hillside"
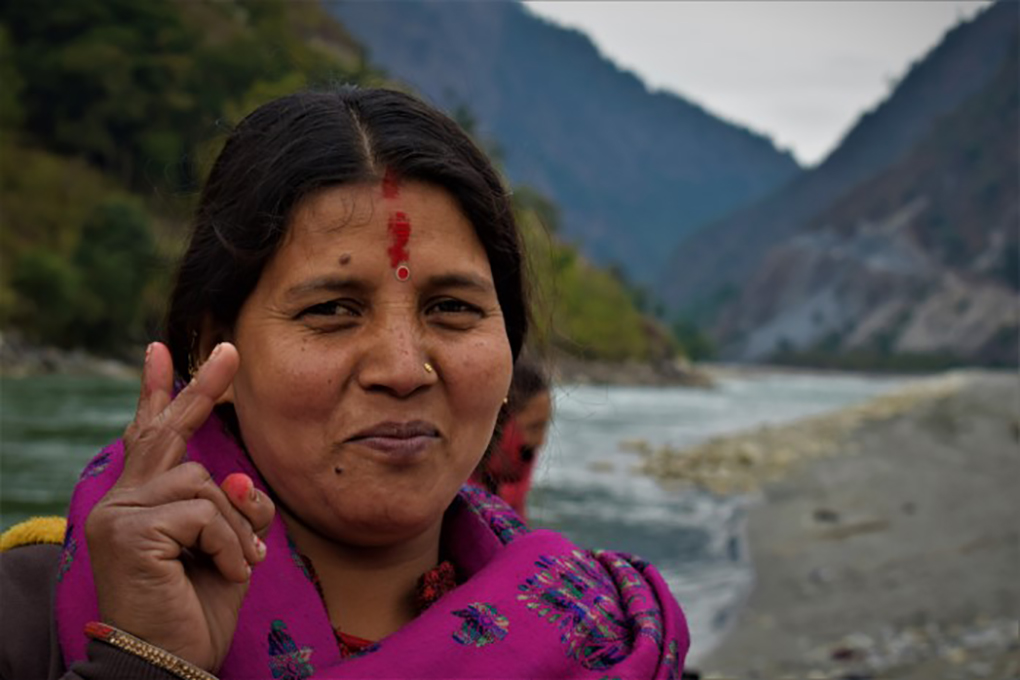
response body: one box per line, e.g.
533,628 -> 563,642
0,0 -> 675,366
328,0 -> 800,283
658,1 -> 1018,318
0,0 -> 374,354
714,44 -> 1018,367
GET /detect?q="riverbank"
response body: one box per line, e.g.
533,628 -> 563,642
0,333 -> 140,380
672,371 -> 1020,679
550,351 -> 715,387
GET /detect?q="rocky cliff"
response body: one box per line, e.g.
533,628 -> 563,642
658,2 -> 1016,311
660,2 -> 1018,367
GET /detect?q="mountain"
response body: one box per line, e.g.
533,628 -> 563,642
327,0 -> 799,283
663,2 -> 1018,367
658,1 -> 1017,318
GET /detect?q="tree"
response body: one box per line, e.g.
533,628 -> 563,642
72,198 -> 156,351
10,249 -> 80,346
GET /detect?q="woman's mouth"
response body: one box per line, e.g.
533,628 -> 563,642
347,421 -> 440,459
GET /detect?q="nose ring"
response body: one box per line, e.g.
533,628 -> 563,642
423,362 -> 434,374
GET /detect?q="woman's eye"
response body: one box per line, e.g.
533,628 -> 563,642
299,300 -> 360,319
428,298 -> 483,317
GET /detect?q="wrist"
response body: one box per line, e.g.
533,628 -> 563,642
84,622 -> 218,680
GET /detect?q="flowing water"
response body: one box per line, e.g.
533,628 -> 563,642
0,370 -> 907,663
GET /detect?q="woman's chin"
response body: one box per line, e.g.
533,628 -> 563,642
298,504 -> 446,549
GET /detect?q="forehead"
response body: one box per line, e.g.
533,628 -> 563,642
518,391 -> 552,418
274,181 -> 487,271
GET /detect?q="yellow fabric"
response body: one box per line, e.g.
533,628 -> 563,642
0,516 -> 67,551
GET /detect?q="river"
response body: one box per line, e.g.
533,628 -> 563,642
0,370 -> 907,663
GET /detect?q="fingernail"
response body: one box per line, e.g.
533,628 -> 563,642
254,536 -> 267,561
249,485 -> 259,504
245,564 -> 252,581
210,343 -> 224,361
223,473 -> 251,506
144,343 -> 154,365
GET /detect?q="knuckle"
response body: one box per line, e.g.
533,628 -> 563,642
180,461 -> 212,485
151,408 -> 191,446
195,497 -> 220,523
131,423 -> 164,449
123,420 -> 140,441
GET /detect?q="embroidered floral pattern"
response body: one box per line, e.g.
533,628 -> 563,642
79,450 -> 112,480
459,484 -> 528,545
595,551 -> 665,649
518,551 -> 632,670
663,639 -> 682,680
287,536 -> 315,583
267,620 -> 315,680
418,560 -> 458,611
56,522 -> 77,582
451,602 -> 510,648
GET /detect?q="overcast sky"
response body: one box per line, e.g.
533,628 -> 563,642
523,1 -> 994,166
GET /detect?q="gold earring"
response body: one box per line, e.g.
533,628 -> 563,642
424,362 -> 434,374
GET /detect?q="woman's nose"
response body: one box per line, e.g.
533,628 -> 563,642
356,311 -> 435,398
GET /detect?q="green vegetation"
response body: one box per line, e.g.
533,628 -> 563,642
0,0 -> 374,355
1,0 -> 688,366
669,319 -> 716,362
517,204 -> 672,362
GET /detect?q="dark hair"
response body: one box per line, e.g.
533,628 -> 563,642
506,358 -> 550,414
165,87 -> 528,378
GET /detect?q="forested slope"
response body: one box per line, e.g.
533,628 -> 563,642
0,0 -> 675,364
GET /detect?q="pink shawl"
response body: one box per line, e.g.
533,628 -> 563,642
56,412 -> 689,678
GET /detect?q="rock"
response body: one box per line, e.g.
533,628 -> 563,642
636,373 -> 969,495
813,507 -> 841,523
945,647 -> 968,664
965,661 -> 992,677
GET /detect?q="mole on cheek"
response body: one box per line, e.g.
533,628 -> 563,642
338,253 -> 351,266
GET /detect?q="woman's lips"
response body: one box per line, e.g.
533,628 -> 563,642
347,421 -> 440,459
350,434 -> 437,457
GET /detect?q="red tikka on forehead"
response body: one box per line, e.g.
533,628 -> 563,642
382,166 -> 400,199
388,212 -> 411,280
381,168 -> 411,281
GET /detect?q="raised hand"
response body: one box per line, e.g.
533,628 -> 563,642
85,342 -> 275,672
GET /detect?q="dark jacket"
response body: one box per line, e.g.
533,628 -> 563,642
0,543 -> 177,680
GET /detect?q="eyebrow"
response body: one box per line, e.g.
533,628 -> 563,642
422,272 -> 496,295
282,276 -> 371,303
280,272 -> 495,303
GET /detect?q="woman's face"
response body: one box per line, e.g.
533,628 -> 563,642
224,181 -> 513,548
515,391 -> 552,454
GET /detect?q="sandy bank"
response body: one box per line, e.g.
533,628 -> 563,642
684,371 -> 1019,679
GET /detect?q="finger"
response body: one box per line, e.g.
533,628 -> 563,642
151,498 -> 252,585
125,342 -> 174,452
222,473 -> 275,563
122,343 -> 240,484
123,463 -> 263,567
135,342 -> 175,425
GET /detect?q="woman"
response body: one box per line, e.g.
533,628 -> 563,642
474,359 -> 552,521
0,88 -> 688,679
